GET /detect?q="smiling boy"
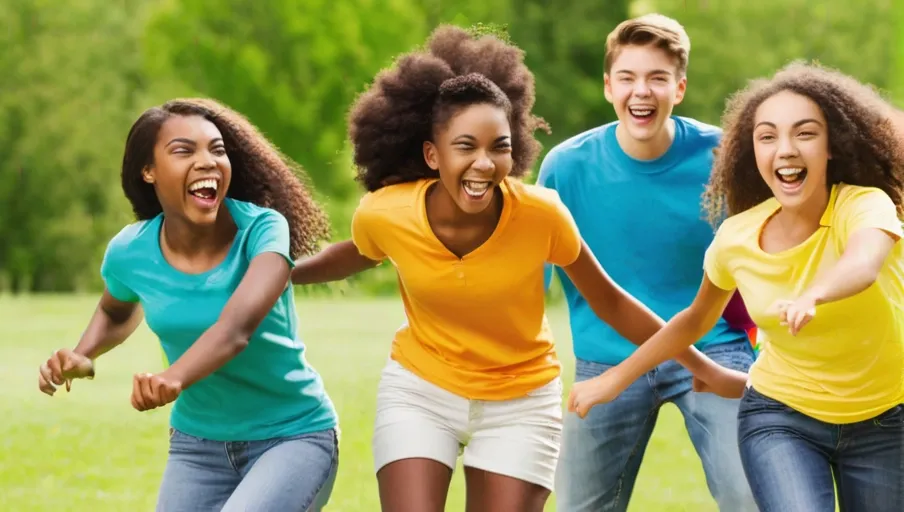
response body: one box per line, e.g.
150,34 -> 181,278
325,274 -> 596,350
538,14 -> 758,511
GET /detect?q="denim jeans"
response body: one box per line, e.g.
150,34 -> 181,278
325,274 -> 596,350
156,427 -> 339,511
555,339 -> 757,512
738,386 -> 904,512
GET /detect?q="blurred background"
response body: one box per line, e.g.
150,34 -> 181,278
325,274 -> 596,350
1,1 -> 900,510
1,0 -> 900,296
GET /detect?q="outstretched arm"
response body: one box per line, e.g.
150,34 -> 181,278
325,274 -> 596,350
567,272 -> 746,417
159,252 -> 289,393
39,291 -> 143,395
801,228 -> 896,305
561,242 -> 719,374
291,240 -> 381,285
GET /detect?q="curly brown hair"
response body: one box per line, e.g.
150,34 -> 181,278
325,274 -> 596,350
120,98 -> 330,259
348,24 -> 549,192
704,61 -> 904,226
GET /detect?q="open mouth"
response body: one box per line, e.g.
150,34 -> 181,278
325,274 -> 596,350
187,177 -> 220,208
628,105 -> 656,122
462,179 -> 492,200
775,167 -> 807,192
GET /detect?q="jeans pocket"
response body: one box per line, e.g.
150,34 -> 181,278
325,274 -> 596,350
874,404 -> 904,428
738,387 -> 788,417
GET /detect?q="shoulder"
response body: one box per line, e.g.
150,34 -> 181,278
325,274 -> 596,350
539,123 -> 615,180
354,179 -> 426,222
715,198 -> 777,246
675,116 -> 722,146
226,198 -> 287,229
105,218 -> 158,260
507,179 -> 569,218
834,183 -> 895,212
671,117 -> 722,161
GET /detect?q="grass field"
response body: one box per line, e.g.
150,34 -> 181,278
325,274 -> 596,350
1,294 -> 719,511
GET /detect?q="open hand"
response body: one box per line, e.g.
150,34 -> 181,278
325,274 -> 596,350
39,348 -> 95,396
131,372 -> 182,412
567,370 -> 629,419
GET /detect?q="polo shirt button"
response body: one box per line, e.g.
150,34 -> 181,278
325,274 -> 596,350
458,272 -> 464,278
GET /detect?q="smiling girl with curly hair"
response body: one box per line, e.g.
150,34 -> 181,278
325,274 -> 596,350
38,99 -> 339,511
569,61 -> 904,511
292,25 -> 741,511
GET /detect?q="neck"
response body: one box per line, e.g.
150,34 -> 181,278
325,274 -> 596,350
774,185 -> 831,233
616,117 -> 675,161
426,181 -> 501,227
161,209 -> 236,257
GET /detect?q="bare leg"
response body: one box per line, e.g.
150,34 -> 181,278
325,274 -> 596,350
464,467 -> 550,512
377,458 -> 453,512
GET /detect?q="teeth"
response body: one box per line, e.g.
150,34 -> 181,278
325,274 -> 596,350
463,180 -> 491,197
629,107 -> 655,116
777,168 -> 802,176
189,178 -> 218,192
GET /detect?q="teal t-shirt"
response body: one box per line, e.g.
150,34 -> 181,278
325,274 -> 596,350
100,198 -> 337,442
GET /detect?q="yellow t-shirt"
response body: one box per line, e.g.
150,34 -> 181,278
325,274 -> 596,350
351,177 -> 582,400
705,183 -> 904,423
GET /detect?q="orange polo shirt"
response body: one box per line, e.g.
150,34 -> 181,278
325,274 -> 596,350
351,177 -> 582,400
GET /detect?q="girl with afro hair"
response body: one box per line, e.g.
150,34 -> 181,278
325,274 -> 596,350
570,61 -> 904,511
292,25 -> 744,511
38,99 -> 339,511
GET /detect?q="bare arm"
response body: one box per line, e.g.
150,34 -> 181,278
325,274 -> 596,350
560,242 -> 720,374
161,252 -> 291,390
606,275 -> 735,386
801,228 -> 897,305
291,240 -> 381,285
73,290 -> 144,361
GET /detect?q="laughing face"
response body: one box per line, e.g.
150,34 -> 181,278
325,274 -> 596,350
141,115 -> 232,226
605,44 -> 687,147
752,90 -> 830,210
423,103 -> 513,215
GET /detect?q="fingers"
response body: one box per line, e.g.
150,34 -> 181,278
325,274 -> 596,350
39,363 -> 57,396
47,352 -> 65,386
132,373 -> 180,412
131,374 -> 146,411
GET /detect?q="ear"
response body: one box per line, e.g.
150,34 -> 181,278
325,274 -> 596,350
673,76 -> 688,106
603,73 -> 614,104
423,141 -> 440,171
141,165 -> 156,184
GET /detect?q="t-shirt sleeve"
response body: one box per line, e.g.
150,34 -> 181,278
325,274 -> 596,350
247,209 -> 294,267
100,235 -> 140,303
547,193 -> 583,267
703,224 -> 737,291
350,196 -> 387,261
839,187 -> 903,244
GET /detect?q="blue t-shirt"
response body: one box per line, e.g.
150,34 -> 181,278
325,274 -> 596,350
538,116 -> 747,365
101,198 -> 337,442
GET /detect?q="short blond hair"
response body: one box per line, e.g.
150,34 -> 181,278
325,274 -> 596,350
604,14 -> 691,77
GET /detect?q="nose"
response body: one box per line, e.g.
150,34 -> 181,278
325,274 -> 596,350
195,149 -> 217,170
632,80 -> 652,97
472,152 -> 494,172
776,134 -> 799,160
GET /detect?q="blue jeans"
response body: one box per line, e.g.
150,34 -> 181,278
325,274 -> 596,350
156,427 -> 339,511
556,339 -> 757,512
738,386 -> 904,512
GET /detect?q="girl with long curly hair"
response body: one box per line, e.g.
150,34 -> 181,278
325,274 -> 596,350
37,99 -> 339,511
291,25 -> 743,511
570,62 -> 904,511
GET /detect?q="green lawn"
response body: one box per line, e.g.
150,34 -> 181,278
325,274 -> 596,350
1,295 -> 717,511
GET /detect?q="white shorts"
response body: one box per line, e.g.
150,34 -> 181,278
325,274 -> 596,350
372,358 -> 563,491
